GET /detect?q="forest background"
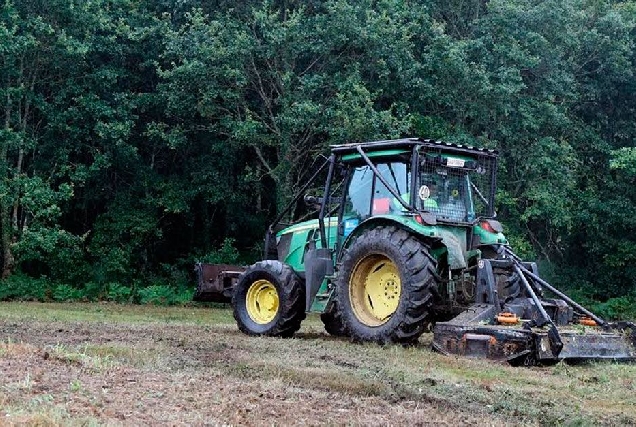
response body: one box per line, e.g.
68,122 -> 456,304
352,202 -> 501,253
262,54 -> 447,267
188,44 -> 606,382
1,0 -> 635,318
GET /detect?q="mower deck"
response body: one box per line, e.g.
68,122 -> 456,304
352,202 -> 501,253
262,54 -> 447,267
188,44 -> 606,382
433,304 -> 636,364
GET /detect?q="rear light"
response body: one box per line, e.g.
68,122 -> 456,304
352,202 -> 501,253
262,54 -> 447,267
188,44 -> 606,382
480,221 -> 496,233
414,213 -> 437,226
480,219 -> 503,233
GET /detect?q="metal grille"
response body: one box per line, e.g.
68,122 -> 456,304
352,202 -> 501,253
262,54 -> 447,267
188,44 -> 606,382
418,150 -> 496,222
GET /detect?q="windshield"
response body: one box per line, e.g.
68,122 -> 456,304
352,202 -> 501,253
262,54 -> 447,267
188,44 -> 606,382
418,169 -> 473,222
417,153 -> 495,222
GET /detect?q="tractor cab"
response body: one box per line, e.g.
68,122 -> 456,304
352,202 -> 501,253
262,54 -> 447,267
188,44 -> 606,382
263,139 -> 499,265
333,139 -> 496,226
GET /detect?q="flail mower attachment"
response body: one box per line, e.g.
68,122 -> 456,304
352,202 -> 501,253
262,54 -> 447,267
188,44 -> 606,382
432,248 -> 636,365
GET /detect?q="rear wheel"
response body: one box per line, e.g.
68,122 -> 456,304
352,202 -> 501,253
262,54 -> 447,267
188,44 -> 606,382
335,226 -> 438,344
232,261 -> 305,337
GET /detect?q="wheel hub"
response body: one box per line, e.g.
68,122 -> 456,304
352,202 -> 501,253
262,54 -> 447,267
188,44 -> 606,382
246,279 -> 279,324
350,254 -> 402,326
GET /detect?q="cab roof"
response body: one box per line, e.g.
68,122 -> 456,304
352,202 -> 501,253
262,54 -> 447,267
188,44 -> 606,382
330,137 -> 498,159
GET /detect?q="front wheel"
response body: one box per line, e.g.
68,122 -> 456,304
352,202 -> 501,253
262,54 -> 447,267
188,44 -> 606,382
232,261 -> 305,337
335,226 -> 438,344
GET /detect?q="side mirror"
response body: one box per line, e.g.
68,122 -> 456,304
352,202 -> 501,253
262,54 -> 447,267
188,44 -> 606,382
304,194 -> 321,208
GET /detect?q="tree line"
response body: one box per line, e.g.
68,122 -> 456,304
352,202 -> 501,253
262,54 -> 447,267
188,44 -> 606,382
1,0 -> 635,314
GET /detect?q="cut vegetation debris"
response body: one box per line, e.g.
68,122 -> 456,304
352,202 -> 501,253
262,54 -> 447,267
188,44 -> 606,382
1,302 -> 635,426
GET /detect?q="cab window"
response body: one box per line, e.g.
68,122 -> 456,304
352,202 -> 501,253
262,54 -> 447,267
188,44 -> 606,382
344,162 -> 410,220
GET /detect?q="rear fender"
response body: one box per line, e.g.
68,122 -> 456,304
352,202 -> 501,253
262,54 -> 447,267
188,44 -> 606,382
338,215 -> 440,261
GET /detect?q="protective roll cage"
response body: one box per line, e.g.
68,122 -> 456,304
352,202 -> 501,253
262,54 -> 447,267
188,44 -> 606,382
263,138 -> 498,259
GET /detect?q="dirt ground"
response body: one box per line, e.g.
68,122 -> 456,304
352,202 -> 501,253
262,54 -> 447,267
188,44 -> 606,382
1,303 -> 635,426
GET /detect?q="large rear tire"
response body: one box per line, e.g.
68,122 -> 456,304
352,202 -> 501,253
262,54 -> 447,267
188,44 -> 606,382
232,261 -> 305,338
335,226 -> 438,344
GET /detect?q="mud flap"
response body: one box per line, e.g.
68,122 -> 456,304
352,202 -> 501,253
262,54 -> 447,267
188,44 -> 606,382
436,229 -> 467,270
304,248 -> 334,312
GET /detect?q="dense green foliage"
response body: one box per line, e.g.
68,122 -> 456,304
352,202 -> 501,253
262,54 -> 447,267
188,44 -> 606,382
1,0 -> 635,311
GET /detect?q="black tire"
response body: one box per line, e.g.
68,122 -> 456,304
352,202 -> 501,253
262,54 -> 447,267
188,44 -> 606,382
232,260 -> 305,338
335,226 -> 438,344
320,288 -> 347,337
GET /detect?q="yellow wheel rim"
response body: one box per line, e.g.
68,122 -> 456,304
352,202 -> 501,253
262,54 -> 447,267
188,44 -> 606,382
246,279 -> 279,324
349,255 -> 401,326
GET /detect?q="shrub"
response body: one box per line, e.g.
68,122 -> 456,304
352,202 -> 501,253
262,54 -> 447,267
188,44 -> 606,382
52,284 -> 83,302
82,281 -> 104,301
0,273 -> 51,301
592,295 -> 636,321
106,282 -> 132,303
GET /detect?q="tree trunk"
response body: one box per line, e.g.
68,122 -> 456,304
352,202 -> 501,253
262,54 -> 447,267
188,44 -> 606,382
2,72 -> 14,279
1,207 -> 15,279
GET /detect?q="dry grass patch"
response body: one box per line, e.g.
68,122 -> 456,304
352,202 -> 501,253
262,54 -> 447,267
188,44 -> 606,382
72,343 -> 166,370
0,340 -> 39,357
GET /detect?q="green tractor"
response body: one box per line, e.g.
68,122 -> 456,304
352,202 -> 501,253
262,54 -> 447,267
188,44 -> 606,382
195,138 -> 636,364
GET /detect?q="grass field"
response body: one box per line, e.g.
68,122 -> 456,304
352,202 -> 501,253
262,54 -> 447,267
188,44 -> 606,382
1,302 -> 635,426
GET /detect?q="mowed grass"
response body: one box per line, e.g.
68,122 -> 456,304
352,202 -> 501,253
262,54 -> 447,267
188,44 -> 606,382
1,302 -> 635,426
0,301 -> 232,325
